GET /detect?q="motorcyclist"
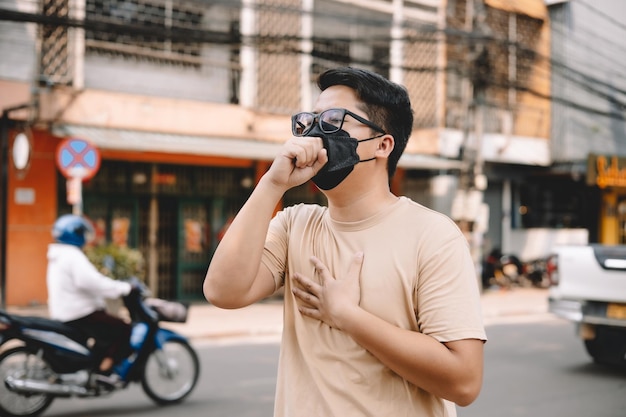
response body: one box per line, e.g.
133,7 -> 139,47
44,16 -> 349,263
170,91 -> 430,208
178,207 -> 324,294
46,214 -> 134,378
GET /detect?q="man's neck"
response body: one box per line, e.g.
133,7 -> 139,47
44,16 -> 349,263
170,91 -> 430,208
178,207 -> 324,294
326,187 -> 398,222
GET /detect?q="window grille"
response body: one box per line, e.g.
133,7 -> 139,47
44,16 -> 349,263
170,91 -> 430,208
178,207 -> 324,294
443,0 -> 547,134
311,38 -> 351,78
85,0 -> 204,67
403,27 -> 438,129
41,0 -> 72,85
256,0 -> 301,114
515,14 -> 542,88
372,42 -> 390,80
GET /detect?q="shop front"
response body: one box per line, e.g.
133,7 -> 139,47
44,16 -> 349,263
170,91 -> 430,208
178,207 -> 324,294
2,124 -> 318,307
3,121 -> 464,307
587,154 -> 626,245
70,160 -> 257,301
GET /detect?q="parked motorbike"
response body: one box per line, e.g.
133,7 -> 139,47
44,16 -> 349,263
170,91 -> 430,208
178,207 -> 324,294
482,248 -> 524,289
483,248 -> 552,289
520,257 -> 550,288
0,278 -> 199,417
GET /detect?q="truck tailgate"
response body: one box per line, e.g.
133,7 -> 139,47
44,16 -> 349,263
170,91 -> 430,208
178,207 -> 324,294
551,245 -> 626,303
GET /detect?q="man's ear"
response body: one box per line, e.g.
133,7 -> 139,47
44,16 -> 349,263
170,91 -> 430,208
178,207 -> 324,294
376,134 -> 395,157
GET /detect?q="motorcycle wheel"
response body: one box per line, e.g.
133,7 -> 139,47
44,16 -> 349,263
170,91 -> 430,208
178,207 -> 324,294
141,339 -> 200,405
0,347 -> 55,417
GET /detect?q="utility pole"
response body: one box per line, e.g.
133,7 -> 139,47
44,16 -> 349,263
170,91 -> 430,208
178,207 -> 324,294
451,0 -> 491,290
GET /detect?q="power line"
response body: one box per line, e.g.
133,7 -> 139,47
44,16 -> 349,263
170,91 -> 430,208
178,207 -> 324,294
574,0 -> 626,34
550,23 -> 626,82
1,5 -> 624,119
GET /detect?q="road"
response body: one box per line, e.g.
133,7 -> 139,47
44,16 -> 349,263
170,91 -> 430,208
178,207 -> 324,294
46,318 -> 626,417
45,343 -> 278,417
461,319 -> 626,417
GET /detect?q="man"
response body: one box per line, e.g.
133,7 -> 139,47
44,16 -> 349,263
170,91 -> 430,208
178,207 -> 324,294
204,67 -> 486,416
47,214 -> 133,379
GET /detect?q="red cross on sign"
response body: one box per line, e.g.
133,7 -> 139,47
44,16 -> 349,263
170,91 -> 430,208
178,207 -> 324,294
56,137 -> 101,180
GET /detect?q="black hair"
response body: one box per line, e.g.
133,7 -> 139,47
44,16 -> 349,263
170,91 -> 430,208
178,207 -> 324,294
317,67 -> 414,178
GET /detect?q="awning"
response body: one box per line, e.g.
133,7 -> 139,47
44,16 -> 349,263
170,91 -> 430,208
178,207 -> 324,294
52,124 -> 465,171
52,124 -> 283,161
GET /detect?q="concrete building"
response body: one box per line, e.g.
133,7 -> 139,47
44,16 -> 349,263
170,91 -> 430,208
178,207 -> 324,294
546,0 -> 626,245
1,0 -> 555,306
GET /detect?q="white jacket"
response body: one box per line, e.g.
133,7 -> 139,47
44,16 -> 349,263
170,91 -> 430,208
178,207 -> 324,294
46,243 -> 132,322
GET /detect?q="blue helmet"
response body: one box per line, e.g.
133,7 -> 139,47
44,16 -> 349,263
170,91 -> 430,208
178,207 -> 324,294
52,214 -> 93,247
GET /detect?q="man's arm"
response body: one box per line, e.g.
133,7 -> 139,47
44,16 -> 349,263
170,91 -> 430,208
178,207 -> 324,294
292,253 -> 484,406
203,137 -> 327,309
336,308 -> 484,406
73,252 -> 132,298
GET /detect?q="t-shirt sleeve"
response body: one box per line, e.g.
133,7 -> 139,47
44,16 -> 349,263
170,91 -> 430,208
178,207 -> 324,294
261,208 -> 290,290
415,220 -> 487,343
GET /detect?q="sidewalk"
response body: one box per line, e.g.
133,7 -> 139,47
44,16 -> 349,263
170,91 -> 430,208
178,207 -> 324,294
480,286 -> 552,325
163,286 -> 552,343
7,287 -> 551,344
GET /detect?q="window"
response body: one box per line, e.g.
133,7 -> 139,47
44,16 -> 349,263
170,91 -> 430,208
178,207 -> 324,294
516,177 -> 599,231
40,0 -> 72,84
311,38 -> 351,79
311,0 -> 391,81
85,0 -> 204,67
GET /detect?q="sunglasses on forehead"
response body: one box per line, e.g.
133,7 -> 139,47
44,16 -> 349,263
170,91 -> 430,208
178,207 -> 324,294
291,108 -> 386,137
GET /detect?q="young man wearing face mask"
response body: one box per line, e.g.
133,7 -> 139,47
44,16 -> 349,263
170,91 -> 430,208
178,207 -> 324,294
203,67 -> 486,417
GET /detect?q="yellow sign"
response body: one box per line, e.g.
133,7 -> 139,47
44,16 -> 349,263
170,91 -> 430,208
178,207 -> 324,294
587,154 -> 626,188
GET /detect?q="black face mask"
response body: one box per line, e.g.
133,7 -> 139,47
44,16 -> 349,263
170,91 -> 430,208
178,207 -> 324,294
304,124 -> 380,190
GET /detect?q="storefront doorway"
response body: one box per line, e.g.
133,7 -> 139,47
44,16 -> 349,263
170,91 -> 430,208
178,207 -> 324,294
58,160 -> 254,301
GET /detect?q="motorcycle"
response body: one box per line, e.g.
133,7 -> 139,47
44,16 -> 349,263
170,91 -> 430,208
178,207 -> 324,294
520,257 -> 551,288
482,248 -> 524,289
0,278 -> 200,417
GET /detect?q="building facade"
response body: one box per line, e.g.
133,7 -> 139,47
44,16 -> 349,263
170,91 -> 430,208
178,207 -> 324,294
1,0 -> 555,306
547,0 -> 626,245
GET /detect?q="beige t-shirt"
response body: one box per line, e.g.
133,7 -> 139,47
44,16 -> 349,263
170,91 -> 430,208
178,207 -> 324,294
262,196 -> 487,417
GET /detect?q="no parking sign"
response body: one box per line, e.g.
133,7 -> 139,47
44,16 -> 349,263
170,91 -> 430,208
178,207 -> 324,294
56,137 -> 101,181
56,138 -> 101,213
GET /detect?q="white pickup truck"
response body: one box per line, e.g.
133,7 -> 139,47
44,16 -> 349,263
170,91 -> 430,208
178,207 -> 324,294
548,244 -> 626,366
